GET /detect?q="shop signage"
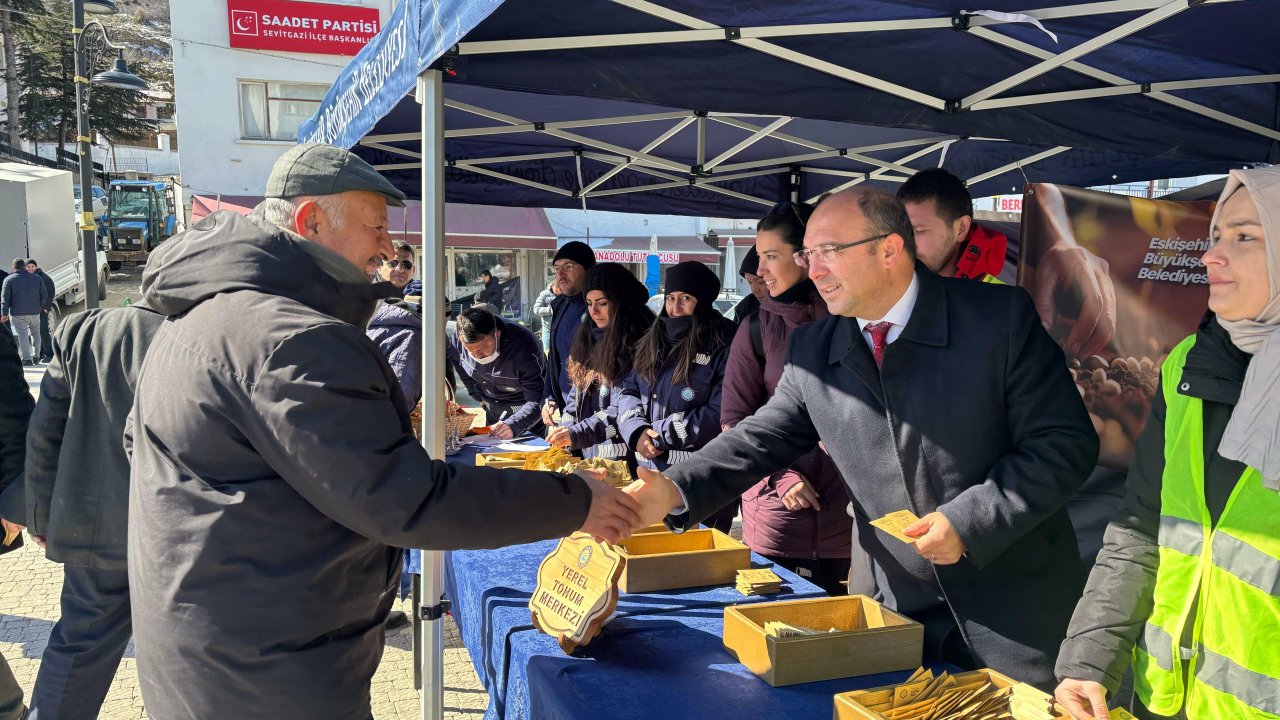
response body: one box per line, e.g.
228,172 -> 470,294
594,249 -> 681,264
227,0 -> 380,56
996,195 -> 1023,212
530,533 -> 624,653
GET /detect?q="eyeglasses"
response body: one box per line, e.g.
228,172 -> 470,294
384,259 -> 413,270
551,262 -> 580,275
792,234 -> 889,268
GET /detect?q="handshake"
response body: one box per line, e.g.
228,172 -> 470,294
573,468 -> 681,545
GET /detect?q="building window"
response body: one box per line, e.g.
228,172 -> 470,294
238,81 -> 328,141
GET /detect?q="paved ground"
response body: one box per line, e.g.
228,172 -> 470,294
0,536 -> 488,719
5,288 -> 491,719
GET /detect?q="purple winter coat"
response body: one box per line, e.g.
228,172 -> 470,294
720,284 -> 852,559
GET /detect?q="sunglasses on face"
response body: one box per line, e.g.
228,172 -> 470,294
385,259 -> 414,270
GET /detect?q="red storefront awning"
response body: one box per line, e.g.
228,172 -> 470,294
587,235 -> 720,265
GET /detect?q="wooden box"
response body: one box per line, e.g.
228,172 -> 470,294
616,528 -> 751,593
475,451 -> 527,469
833,668 -> 1068,719
632,523 -> 674,535
723,596 -> 922,687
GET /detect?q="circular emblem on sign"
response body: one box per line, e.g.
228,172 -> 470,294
681,387 -> 695,401
577,545 -> 593,568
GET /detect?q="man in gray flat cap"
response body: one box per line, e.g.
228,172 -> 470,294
126,144 -> 641,719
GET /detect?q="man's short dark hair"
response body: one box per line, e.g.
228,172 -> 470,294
857,189 -> 917,259
480,270 -> 492,279
11,258 -> 23,270
392,240 -> 413,255
897,167 -> 973,224
456,307 -> 497,342
25,259 -> 37,267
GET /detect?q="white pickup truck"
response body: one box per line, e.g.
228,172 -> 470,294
0,163 -> 110,327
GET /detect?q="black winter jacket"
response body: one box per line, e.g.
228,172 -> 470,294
127,211 -> 592,719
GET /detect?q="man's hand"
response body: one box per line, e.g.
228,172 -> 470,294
626,468 -> 684,528
575,469 -> 642,545
546,426 -> 572,448
1033,242 -> 1117,360
636,428 -> 664,460
0,518 -> 23,547
540,400 -> 558,427
31,535 -> 45,549
489,422 -> 514,440
1055,679 -> 1111,720
903,512 -> 966,565
781,481 -> 822,511
0,316 -> 7,323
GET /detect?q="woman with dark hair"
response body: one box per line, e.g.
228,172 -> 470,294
721,201 -> 852,595
617,261 -> 738,531
547,263 -> 654,459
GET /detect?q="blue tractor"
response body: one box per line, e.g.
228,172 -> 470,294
103,179 -> 177,267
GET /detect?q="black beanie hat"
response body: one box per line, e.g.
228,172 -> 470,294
583,262 -> 649,308
738,246 -> 759,278
552,241 -> 597,269
664,261 -> 720,308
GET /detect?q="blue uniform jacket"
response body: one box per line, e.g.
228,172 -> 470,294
616,335 -> 731,470
446,316 -> 546,432
562,377 -> 628,460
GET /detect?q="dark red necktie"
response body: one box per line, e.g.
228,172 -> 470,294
865,321 -> 893,368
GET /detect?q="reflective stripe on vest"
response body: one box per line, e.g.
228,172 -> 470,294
1134,334 -> 1280,720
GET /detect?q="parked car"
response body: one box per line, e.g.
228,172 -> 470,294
646,292 -> 743,321
73,184 -> 108,218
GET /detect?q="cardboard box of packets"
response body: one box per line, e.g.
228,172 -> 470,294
722,595 -> 922,687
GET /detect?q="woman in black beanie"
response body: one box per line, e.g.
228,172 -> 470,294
546,263 -> 654,459
616,261 -> 739,531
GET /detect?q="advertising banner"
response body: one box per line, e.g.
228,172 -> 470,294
228,0 -> 380,55
1019,183 -> 1216,469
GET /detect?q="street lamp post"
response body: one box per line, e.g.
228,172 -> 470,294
71,0 -> 147,310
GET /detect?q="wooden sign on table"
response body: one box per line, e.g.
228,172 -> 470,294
530,533 -> 625,653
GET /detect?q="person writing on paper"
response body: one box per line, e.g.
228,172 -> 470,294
1054,167 -> 1280,720
546,263 -> 654,459
446,306 -> 546,439
626,188 -> 1097,688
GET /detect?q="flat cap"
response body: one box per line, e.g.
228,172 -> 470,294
266,143 -> 406,207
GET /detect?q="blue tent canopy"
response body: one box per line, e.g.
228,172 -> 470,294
300,0 -> 1278,218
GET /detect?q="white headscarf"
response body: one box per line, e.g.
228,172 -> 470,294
1212,167 -> 1280,490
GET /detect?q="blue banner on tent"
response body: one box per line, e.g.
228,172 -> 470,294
298,0 -> 505,149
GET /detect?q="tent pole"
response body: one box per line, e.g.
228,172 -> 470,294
417,67 -> 447,720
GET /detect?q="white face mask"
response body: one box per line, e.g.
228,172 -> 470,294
471,350 -> 500,365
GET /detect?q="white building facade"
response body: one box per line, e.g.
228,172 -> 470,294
170,0 -> 396,197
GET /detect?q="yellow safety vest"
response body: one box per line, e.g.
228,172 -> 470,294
1133,335 -> 1280,719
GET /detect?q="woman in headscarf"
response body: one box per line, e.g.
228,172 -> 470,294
547,263 -> 654,459
1054,167 -> 1280,720
720,201 -> 852,595
616,261 -> 738,531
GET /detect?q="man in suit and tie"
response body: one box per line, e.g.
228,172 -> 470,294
628,187 -> 1097,688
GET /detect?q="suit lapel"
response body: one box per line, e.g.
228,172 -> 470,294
829,316 -> 885,407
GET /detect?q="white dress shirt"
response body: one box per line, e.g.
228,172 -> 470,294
856,271 -> 919,353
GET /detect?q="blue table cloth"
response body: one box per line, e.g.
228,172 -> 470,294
446,540 -> 828,720
520,608 -> 952,720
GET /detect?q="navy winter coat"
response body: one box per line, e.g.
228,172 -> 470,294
562,377 -> 628,460
616,317 -> 734,470
366,299 -> 422,409
446,316 -> 545,432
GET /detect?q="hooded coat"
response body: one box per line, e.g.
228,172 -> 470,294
366,298 -> 423,409
721,283 -> 852,560
126,210 -> 591,719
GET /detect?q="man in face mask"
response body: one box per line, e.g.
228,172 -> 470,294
447,306 -> 546,439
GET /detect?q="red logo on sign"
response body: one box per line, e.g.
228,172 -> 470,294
226,0 -> 380,56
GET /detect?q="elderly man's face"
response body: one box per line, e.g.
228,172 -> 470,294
298,190 -> 394,275
380,248 -> 414,288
